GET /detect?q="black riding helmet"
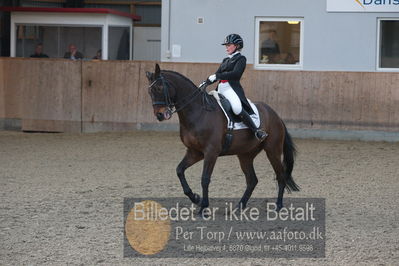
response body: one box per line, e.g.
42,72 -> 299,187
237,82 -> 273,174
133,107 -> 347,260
221,34 -> 244,50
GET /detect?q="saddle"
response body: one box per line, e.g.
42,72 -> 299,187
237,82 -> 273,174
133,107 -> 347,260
219,94 -> 242,124
208,90 -> 261,155
208,90 -> 261,131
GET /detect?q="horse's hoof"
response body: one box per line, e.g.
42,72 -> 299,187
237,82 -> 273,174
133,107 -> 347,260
197,206 -> 210,219
192,193 -> 201,206
235,203 -> 246,211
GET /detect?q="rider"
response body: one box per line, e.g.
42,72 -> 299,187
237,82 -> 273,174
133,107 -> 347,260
206,33 -> 267,141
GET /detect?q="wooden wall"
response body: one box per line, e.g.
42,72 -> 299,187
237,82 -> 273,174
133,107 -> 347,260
0,57 -> 398,133
1,58 -> 82,132
244,70 -> 399,132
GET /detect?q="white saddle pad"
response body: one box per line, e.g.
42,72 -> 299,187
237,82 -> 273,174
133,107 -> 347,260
208,90 -> 260,130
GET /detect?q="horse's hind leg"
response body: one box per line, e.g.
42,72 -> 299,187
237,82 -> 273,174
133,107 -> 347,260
265,146 -> 285,210
176,149 -> 203,205
237,152 -> 260,209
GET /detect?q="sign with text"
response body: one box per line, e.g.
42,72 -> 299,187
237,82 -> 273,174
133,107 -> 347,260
123,197 -> 326,258
327,0 -> 399,12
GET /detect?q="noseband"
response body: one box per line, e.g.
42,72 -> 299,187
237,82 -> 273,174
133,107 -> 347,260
148,74 -> 206,115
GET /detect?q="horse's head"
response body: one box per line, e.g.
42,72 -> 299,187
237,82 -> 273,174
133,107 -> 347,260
146,64 -> 176,121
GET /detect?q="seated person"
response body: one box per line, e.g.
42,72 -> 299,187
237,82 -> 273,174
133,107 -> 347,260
92,49 -> 102,60
30,43 -> 49,58
64,44 -> 84,60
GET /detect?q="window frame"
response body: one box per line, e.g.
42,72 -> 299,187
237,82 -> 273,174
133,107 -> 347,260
376,18 -> 399,72
14,23 -> 103,58
254,17 -> 304,70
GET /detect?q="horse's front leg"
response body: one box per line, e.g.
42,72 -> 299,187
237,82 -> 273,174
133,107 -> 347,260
198,153 -> 218,215
176,149 -> 203,205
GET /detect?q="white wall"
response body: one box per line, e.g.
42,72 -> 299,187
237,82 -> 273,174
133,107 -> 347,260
161,0 -> 399,72
133,26 -> 161,61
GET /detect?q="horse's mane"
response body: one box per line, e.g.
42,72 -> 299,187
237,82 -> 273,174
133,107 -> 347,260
161,70 -> 216,111
161,70 -> 197,89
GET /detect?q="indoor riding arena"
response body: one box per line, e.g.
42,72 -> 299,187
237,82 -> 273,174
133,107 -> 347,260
1,58 -> 398,265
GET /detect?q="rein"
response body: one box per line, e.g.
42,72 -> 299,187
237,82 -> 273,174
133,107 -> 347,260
148,74 -> 208,115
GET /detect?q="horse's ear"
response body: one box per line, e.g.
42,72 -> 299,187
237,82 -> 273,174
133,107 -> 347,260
154,63 -> 161,78
146,71 -> 154,81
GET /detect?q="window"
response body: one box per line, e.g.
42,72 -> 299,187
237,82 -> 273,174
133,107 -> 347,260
108,26 -> 130,60
15,24 -> 101,59
255,17 -> 303,70
378,19 -> 399,71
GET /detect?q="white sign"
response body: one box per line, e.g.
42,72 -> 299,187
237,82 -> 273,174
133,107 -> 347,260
327,0 -> 399,12
172,44 -> 181,58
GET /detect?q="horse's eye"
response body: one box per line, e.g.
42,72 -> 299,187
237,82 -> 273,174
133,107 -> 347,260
155,86 -> 163,93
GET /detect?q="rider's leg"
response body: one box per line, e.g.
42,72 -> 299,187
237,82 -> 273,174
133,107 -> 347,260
239,110 -> 267,141
218,83 -> 242,115
218,83 -> 267,141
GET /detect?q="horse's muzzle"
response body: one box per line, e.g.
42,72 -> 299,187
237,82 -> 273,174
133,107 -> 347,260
156,112 -> 165,121
155,109 -> 172,121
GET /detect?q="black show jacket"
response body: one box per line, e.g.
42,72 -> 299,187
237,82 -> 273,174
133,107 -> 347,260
215,53 -> 254,114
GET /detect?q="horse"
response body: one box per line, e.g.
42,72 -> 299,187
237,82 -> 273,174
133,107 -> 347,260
146,64 -> 299,214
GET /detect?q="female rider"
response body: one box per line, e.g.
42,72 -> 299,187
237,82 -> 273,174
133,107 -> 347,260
207,34 -> 267,141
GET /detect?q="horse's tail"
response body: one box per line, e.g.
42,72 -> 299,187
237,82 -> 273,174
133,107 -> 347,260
282,123 -> 300,192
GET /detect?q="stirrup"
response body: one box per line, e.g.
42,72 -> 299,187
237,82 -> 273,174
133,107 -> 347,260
255,129 -> 267,141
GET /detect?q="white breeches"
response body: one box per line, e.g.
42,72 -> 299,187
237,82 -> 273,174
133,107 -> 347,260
217,82 -> 242,115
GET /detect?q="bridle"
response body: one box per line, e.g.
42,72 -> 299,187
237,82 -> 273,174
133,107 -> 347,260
148,74 -> 206,115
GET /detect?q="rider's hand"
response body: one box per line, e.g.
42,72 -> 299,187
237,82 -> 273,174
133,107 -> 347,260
207,74 -> 217,83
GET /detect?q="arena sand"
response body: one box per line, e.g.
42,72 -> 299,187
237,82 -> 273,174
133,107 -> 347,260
0,131 -> 398,265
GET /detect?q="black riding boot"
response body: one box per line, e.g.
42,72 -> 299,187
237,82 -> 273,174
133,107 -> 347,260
239,110 -> 268,141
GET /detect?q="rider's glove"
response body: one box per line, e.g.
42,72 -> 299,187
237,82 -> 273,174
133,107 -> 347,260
207,74 -> 217,84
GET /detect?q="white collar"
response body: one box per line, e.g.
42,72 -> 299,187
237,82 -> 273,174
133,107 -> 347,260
228,51 -> 240,58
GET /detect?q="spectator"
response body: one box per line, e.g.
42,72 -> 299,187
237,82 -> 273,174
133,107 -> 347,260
64,44 -> 84,60
92,49 -> 102,60
261,30 -> 280,54
30,43 -> 49,58
261,30 -> 280,63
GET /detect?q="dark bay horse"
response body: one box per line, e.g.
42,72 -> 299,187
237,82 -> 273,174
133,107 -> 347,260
146,64 -> 299,213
